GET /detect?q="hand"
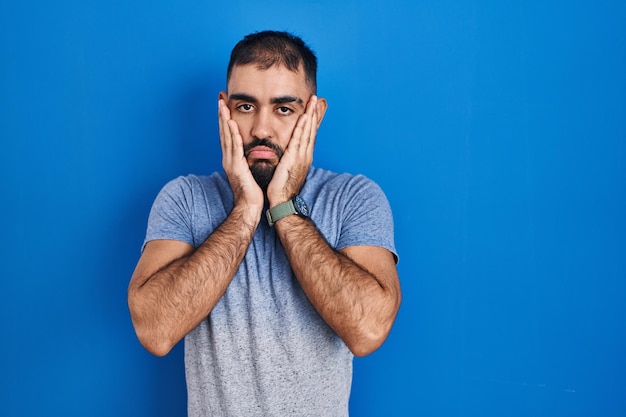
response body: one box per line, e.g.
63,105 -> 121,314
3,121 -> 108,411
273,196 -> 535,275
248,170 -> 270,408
218,99 -> 264,220
267,95 -> 319,206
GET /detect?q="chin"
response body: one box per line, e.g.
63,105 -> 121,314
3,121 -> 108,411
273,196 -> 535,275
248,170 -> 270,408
250,163 -> 275,193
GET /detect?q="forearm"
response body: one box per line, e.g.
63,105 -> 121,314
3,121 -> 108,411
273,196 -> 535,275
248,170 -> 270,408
274,215 -> 400,356
129,204 -> 259,356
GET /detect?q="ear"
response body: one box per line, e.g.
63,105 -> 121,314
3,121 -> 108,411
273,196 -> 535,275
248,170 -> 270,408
218,91 -> 228,102
315,97 -> 328,129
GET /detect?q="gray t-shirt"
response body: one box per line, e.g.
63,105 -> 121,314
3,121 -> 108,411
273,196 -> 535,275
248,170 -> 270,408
144,166 -> 397,417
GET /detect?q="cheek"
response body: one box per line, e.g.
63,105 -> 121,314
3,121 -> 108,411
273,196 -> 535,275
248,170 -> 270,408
229,112 -> 247,127
230,113 -> 253,138
276,118 -> 298,144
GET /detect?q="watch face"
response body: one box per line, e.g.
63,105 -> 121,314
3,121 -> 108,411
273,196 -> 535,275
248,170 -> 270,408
294,195 -> 309,217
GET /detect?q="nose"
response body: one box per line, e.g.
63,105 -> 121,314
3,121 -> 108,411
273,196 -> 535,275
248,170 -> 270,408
250,108 -> 273,139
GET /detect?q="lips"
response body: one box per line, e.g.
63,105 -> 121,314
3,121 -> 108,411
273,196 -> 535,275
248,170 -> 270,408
244,138 -> 284,162
247,146 -> 277,160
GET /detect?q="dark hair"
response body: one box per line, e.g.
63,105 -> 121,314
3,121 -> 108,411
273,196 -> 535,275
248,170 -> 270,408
227,31 -> 317,92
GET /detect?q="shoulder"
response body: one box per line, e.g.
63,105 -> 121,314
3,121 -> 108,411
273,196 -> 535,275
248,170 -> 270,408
305,167 -> 387,201
151,172 -> 231,217
155,173 -> 229,203
161,173 -> 227,194
305,167 -> 396,258
146,172 -> 230,247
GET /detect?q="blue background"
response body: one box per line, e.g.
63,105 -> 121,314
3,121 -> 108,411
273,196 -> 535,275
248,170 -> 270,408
2,1 -> 625,416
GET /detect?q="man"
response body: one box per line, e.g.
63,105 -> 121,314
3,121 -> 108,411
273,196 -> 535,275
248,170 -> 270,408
128,30 -> 401,416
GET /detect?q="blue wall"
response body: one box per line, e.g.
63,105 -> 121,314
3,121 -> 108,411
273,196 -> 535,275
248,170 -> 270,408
2,1 -> 625,416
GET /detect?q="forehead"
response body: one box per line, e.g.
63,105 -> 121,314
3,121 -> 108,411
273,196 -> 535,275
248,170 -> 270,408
227,64 -> 311,99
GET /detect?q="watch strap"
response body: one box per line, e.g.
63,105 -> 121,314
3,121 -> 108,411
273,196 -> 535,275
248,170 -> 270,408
266,199 -> 297,226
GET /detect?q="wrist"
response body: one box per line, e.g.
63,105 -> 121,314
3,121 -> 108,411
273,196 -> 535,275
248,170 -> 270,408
267,193 -> 291,209
266,195 -> 310,227
231,202 -> 263,228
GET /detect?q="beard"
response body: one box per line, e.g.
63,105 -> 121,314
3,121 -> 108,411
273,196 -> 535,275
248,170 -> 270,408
244,138 -> 284,193
249,162 -> 275,193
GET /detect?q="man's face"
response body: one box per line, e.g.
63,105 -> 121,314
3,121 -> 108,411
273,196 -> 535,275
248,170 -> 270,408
221,64 -> 314,190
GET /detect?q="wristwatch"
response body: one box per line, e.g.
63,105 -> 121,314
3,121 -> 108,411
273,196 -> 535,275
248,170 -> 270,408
266,195 -> 310,226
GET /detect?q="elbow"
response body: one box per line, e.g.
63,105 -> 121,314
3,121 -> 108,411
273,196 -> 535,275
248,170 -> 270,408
128,292 -> 175,357
348,342 -> 380,358
344,314 -> 397,357
348,293 -> 402,357
134,324 -> 175,357
346,325 -> 392,357
142,339 -> 174,358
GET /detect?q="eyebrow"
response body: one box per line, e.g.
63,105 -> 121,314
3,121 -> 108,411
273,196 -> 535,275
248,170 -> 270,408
271,96 -> 304,106
228,93 -> 303,106
228,93 -> 257,103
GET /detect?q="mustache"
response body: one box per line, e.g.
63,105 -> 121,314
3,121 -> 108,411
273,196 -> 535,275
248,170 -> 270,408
244,138 -> 284,159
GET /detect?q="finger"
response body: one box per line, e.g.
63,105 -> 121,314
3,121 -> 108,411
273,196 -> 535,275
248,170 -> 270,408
295,95 -> 316,161
304,95 -> 317,142
227,119 -> 244,160
218,100 -> 232,153
289,112 -> 309,154
296,96 -> 318,151
219,101 -> 243,170
219,103 -> 235,172
305,96 -> 319,154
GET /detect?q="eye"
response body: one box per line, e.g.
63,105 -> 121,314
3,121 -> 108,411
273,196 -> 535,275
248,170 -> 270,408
236,103 -> 254,113
276,106 -> 294,116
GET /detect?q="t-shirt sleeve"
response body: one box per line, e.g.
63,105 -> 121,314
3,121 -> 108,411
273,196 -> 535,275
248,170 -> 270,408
143,176 -> 197,250
336,175 -> 398,262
